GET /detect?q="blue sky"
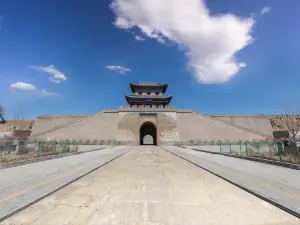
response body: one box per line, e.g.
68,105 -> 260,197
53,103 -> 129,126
1,0 -> 300,119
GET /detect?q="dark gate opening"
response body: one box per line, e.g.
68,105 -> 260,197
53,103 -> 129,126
140,122 -> 157,145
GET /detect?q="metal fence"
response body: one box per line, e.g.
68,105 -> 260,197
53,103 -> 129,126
186,141 -> 300,165
0,139 -> 134,164
0,141 -> 79,163
2,140 -> 300,165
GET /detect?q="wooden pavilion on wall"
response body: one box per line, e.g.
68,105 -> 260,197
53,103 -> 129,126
125,82 -> 172,108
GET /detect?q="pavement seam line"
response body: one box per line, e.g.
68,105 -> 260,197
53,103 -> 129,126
30,202 -> 57,224
182,147 -> 300,192
161,147 -> 300,219
0,166 -> 84,203
0,149 -> 131,223
193,154 -> 300,202
261,184 -> 300,201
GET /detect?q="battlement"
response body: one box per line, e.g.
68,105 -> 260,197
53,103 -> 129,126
103,106 -> 192,113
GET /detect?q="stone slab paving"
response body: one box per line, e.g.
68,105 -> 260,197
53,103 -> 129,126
164,146 -> 300,217
0,146 -> 129,221
2,146 -> 298,225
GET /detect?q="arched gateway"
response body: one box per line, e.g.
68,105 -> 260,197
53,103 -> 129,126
140,122 -> 157,145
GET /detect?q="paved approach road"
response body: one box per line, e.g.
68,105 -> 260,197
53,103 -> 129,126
0,146 -> 129,221
164,146 -> 300,217
2,146 -> 298,225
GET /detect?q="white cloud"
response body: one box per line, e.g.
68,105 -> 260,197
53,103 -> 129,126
111,0 -> 255,83
10,82 -> 57,96
239,62 -> 247,68
10,82 -> 37,92
260,7 -> 271,15
114,17 -> 131,29
135,35 -> 145,41
106,65 -> 132,74
39,89 -> 57,96
30,65 -> 67,83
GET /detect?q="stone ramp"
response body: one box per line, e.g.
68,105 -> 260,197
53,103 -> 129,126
30,112 -> 119,142
177,112 -> 271,142
208,114 -> 274,137
2,146 -> 298,225
30,113 -> 104,139
0,146 -> 129,222
30,115 -> 86,138
164,146 -> 300,218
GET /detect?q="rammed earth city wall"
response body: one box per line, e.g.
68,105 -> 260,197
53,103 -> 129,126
30,109 -> 273,145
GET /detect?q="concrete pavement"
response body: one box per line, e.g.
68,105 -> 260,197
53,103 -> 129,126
2,146 -> 298,225
0,146 -> 129,221
164,146 -> 300,217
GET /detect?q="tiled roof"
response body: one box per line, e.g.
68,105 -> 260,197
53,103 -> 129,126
129,82 -> 168,93
138,82 -> 158,85
125,95 -> 172,99
131,82 -> 166,86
